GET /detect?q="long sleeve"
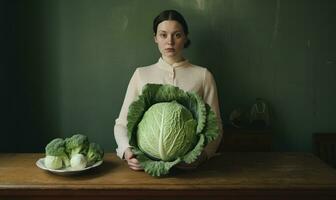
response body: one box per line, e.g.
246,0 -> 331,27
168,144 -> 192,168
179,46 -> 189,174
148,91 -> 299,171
114,69 -> 141,159
202,69 -> 223,159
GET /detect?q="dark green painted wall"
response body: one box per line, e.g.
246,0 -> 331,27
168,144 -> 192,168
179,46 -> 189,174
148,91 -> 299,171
2,0 -> 336,153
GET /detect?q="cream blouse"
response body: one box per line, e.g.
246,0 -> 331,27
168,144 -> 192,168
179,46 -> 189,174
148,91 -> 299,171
114,58 -> 223,159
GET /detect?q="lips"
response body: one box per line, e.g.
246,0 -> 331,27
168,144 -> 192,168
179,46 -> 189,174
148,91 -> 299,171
165,48 -> 175,52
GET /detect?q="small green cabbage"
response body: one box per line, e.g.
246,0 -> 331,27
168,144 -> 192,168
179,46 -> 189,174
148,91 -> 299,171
70,153 -> 87,170
87,142 -> 104,166
45,138 -> 70,168
65,134 -> 90,158
45,155 -> 63,169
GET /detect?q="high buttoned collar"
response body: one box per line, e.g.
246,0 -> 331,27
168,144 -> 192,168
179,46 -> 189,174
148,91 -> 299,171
157,57 -> 190,71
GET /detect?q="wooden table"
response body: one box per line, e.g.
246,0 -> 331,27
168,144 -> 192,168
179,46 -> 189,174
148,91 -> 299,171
1,153 -> 336,200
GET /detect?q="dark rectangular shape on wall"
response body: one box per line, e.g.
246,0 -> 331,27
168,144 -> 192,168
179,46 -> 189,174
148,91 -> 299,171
219,128 -> 273,152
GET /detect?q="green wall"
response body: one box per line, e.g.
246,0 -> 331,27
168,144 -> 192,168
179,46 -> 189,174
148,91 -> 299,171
2,0 -> 336,153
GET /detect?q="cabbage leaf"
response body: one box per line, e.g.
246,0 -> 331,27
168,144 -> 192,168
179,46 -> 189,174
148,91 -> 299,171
127,84 -> 219,176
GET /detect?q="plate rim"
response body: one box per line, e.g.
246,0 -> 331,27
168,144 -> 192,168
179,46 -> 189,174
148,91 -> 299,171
36,157 -> 103,174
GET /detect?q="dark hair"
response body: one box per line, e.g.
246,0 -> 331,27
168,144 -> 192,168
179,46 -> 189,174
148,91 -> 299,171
153,10 -> 191,48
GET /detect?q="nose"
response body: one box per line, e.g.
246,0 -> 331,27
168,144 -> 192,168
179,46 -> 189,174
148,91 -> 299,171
167,35 -> 174,45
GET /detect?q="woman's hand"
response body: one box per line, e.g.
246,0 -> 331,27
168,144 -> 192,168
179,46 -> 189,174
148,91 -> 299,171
124,147 -> 143,171
175,151 -> 207,170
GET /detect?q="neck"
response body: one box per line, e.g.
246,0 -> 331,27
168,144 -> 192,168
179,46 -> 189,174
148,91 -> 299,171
162,56 -> 184,65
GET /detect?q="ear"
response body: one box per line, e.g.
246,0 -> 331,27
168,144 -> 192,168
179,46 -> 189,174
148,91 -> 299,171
154,33 -> 158,44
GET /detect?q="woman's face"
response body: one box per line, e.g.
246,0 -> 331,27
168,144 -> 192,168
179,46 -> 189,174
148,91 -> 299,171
154,20 -> 187,61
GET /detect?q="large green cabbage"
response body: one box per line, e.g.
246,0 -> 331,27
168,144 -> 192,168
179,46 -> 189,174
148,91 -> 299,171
137,101 -> 197,161
127,84 -> 219,176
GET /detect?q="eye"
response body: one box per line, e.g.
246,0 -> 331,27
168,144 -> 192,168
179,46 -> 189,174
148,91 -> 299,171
175,32 -> 182,38
159,33 -> 167,38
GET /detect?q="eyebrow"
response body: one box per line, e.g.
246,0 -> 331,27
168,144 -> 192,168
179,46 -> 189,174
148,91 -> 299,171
158,30 -> 182,34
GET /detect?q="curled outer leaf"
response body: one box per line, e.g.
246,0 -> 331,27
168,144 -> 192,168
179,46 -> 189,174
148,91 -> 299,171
132,147 -> 181,177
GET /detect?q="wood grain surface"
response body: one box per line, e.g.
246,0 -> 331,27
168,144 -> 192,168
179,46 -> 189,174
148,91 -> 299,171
1,153 -> 336,199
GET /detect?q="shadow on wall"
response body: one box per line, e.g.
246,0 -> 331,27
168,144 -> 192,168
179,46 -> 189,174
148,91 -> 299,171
2,0 -> 61,152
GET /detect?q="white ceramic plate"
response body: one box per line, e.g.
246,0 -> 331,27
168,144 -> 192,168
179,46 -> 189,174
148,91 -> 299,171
36,158 -> 103,175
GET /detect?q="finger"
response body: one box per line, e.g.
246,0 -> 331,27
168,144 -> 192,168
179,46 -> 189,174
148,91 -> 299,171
125,154 -> 132,160
128,158 -> 140,164
127,158 -> 142,168
127,162 -> 143,170
129,165 -> 143,171
127,160 -> 142,169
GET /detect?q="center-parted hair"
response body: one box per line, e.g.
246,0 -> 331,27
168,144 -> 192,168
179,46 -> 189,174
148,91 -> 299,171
153,10 -> 191,48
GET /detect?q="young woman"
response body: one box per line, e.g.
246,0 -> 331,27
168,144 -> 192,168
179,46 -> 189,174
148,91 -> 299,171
114,10 -> 223,170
